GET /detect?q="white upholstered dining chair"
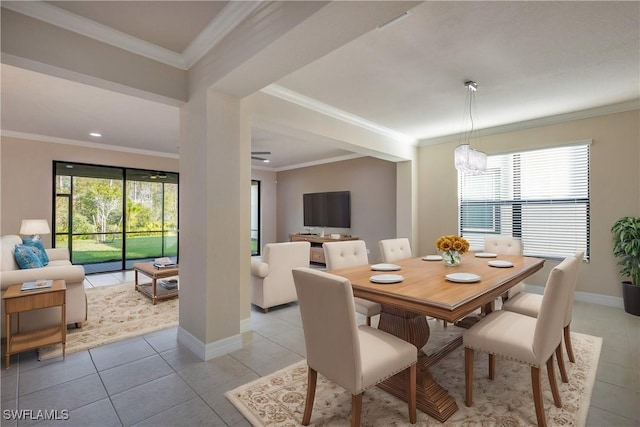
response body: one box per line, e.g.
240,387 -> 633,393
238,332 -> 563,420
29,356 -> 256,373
463,255 -> 579,427
323,240 -> 381,326
379,238 -> 413,263
292,267 -> 417,426
483,236 -> 524,299
502,251 -> 585,382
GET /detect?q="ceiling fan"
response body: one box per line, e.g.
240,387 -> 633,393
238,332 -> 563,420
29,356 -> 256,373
251,151 -> 271,162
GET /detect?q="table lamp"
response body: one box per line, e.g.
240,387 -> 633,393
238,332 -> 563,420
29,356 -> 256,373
20,219 -> 51,240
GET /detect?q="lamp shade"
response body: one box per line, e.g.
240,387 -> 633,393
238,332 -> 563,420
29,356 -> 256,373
20,219 -> 51,236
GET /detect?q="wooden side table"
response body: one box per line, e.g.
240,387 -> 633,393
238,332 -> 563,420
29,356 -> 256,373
3,280 -> 66,369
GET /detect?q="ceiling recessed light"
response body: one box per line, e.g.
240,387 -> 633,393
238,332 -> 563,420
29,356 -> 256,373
263,159 -> 270,163
89,132 -> 102,137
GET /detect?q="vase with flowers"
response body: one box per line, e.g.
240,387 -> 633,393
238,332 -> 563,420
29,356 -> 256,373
435,234 -> 470,266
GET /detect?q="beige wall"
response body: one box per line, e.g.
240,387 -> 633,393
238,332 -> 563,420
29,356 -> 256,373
0,136 -> 178,247
251,169 -> 278,249
418,110 -> 640,298
276,156 -> 397,263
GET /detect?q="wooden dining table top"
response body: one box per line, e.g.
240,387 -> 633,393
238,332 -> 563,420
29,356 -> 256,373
327,253 -> 545,323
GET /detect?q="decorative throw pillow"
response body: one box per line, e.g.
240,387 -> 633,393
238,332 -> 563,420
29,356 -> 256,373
14,245 -> 44,269
22,237 -> 49,266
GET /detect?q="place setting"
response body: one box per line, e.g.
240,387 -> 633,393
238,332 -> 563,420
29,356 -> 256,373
475,251 -> 514,268
445,272 -> 481,283
474,252 -> 497,258
487,259 -> 514,268
370,263 -> 401,271
369,274 -> 404,284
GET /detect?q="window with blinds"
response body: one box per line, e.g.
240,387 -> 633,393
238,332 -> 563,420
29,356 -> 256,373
458,143 -> 590,261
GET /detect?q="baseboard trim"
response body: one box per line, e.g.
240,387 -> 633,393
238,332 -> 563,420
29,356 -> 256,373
524,285 -> 624,308
177,326 -> 242,361
240,316 -> 252,333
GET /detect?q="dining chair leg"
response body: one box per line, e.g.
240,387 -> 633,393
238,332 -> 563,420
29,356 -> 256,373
555,344 -> 569,383
488,354 -> 496,380
546,356 -> 562,408
407,364 -> 417,424
531,366 -> 547,427
564,324 -> 575,363
465,347 -> 474,406
302,367 -> 317,425
351,393 -> 363,427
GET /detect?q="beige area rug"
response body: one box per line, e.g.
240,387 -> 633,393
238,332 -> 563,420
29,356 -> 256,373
39,282 -> 178,360
226,325 -> 602,426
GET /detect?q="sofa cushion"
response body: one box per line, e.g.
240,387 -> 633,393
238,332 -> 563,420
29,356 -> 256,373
22,237 -> 49,266
14,245 -> 44,269
1,235 -> 22,271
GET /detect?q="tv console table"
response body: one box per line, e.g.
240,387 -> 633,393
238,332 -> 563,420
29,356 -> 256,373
289,233 -> 359,265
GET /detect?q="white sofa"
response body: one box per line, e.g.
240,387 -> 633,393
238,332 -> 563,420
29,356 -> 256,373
250,241 -> 310,312
1,235 -> 87,337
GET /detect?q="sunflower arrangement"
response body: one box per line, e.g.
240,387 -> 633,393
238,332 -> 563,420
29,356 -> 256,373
435,234 -> 470,255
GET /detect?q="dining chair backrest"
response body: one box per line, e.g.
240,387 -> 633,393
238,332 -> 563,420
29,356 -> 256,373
323,240 -> 369,270
532,256 -> 578,361
563,250 -> 584,327
484,236 -> 522,255
379,238 -> 413,263
293,267 -> 362,391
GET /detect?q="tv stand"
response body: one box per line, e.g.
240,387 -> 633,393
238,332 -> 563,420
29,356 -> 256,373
289,233 -> 359,265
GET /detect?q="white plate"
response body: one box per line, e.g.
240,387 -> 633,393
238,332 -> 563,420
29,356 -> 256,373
370,274 -> 404,284
422,255 -> 443,261
445,273 -> 481,283
371,263 -> 401,271
488,260 -> 514,268
475,252 -> 497,258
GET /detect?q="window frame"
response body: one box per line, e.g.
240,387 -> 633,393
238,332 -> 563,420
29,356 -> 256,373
458,142 -> 590,261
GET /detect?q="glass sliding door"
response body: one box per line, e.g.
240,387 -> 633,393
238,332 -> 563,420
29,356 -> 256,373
124,169 -> 179,269
54,162 -> 178,273
251,180 -> 261,256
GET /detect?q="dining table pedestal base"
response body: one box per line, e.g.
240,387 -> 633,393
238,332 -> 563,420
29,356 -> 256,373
376,306 -> 459,422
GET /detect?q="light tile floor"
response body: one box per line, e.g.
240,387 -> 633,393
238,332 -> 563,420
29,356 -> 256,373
1,272 -> 639,426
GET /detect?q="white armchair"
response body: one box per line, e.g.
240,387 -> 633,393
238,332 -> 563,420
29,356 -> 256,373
250,241 -> 310,312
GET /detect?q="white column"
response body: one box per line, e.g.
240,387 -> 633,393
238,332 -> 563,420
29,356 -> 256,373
177,88 -> 251,360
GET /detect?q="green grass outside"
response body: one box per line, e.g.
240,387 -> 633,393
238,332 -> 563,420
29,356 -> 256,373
66,235 -> 258,263
69,235 -> 177,264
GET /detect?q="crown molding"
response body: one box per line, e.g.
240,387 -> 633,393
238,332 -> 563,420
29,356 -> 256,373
2,1 -> 187,69
419,99 -> 640,146
182,1 -> 263,68
1,130 -> 179,159
261,84 -> 417,146
266,153 -> 366,172
2,1 -> 261,71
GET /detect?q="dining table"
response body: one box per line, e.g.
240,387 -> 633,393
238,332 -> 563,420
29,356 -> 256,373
327,252 -> 545,422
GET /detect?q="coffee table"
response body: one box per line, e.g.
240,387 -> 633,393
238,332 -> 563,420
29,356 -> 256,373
133,262 -> 179,305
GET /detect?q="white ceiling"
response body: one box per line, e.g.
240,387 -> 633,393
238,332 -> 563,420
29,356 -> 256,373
1,1 -> 639,170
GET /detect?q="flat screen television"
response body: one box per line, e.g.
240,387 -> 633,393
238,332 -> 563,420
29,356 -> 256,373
303,191 -> 351,228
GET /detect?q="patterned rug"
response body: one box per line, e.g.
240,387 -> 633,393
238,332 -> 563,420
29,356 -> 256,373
226,327 -> 601,426
39,282 -> 178,360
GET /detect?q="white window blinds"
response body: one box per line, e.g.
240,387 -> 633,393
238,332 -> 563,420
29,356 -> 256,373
458,143 -> 590,260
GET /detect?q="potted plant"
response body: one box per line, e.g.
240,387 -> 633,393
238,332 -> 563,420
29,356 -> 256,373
611,216 -> 640,316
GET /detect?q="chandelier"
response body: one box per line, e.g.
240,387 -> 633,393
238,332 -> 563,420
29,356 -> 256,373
454,81 -> 487,174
